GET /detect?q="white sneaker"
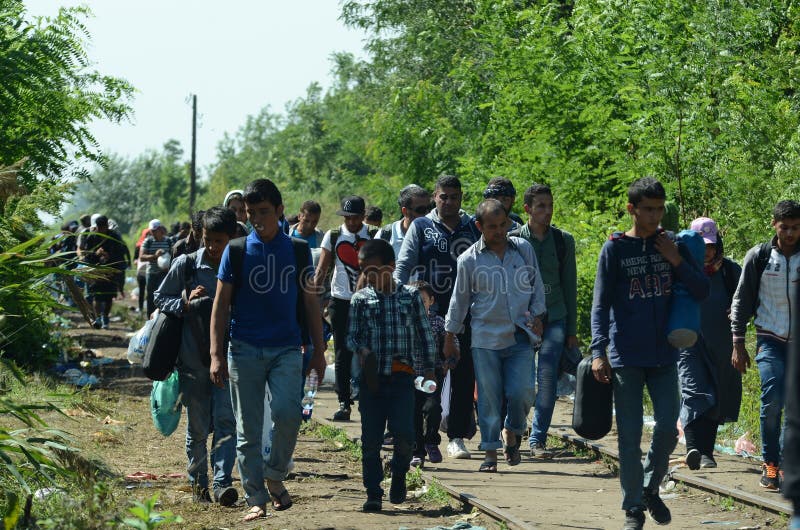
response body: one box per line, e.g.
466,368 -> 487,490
446,438 -> 471,459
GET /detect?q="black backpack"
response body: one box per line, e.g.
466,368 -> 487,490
227,236 -> 313,344
142,255 -> 196,381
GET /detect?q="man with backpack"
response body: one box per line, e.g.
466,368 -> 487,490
154,207 -> 239,507
512,183 -> 578,458
730,199 -> 800,490
209,179 -> 326,522
314,195 -> 377,421
375,184 -> 431,256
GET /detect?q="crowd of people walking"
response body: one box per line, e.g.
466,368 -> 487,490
51,175 -> 800,529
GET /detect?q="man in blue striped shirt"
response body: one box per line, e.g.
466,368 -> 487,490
445,199 -> 545,472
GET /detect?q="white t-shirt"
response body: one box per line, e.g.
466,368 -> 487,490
321,224 -> 372,300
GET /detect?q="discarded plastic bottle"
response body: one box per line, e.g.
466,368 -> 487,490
301,370 -> 318,421
414,376 -> 437,393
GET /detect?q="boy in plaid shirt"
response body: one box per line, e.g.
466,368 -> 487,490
348,239 -> 437,512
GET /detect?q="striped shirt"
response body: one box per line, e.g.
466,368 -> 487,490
347,284 -> 437,376
141,235 -> 172,276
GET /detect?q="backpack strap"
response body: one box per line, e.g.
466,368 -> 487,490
329,228 -> 340,251
291,237 -> 311,345
755,241 -> 772,279
378,223 -> 394,242
228,236 -> 247,306
368,227 -> 379,239
551,226 -> 566,280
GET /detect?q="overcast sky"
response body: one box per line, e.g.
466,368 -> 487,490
24,1 -> 367,175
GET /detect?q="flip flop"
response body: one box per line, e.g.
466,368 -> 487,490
479,460 -> 497,473
242,505 -> 267,522
269,488 -> 293,511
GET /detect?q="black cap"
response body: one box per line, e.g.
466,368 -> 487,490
336,196 -> 366,216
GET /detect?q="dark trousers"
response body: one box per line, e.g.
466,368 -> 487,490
145,271 -> 165,318
359,373 -> 414,498
329,297 -> 354,405
783,281 -> 800,503
136,270 -> 146,312
684,415 -> 718,457
413,373 -> 443,456
447,325 -> 476,440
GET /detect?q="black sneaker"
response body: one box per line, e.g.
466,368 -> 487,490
192,486 -> 212,504
685,448 -> 701,470
699,454 -> 717,469
213,486 -> 238,507
642,489 -> 671,525
623,507 -> 645,530
389,472 -> 407,504
362,496 -> 382,512
332,402 -> 351,421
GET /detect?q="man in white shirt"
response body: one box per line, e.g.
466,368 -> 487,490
315,196 -> 376,420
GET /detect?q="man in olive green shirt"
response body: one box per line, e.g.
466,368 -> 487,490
515,184 -> 578,458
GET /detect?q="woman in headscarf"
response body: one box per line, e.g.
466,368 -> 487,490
678,217 -> 742,469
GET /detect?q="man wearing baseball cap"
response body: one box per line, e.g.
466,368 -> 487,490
139,219 -> 171,317
314,195 -> 377,420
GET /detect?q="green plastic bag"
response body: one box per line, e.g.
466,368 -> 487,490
151,371 -> 182,436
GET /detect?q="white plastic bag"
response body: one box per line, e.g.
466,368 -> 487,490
439,370 -> 452,433
127,317 -> 156,365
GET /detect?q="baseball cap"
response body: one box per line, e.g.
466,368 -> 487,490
148,219 -> 163,230
90,213 -> 102,228
690,217 -> 718,244
336,196 -> 366,217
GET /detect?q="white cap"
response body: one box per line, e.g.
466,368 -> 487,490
148,219 -> 163,230
90,213 -> 102,228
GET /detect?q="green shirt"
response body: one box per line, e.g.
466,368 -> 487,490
519,223 -> 578,336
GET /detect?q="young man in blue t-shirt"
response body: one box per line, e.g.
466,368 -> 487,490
590,177 -> 708,530
209,179 -> 326,523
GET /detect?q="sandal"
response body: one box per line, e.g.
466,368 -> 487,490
242,505 -> 267,522
504,433 -> 521,466
478,460 -> 498,473
269,488 -> 293,511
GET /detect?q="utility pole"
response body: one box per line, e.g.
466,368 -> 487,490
189,94 -> 197,215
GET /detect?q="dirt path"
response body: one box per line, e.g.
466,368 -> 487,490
53,308 -> 497,530
51,303 -> 789,529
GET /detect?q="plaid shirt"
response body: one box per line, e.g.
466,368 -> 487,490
347,284 -> 437,376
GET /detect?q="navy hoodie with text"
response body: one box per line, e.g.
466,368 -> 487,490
590,231 -> 710,368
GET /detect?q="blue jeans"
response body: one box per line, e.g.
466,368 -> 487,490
472,336 -> 534,451
358,373 -> 414,498
756,336 -> 787,465
178,369 -> 236,491
529,319 -> 565,447
227,338 -> 302,507
613,364 -> 680,510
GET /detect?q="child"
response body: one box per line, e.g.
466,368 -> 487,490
347,239 -> 437,512
153,207 -> 239,506
409,280 -> 449,467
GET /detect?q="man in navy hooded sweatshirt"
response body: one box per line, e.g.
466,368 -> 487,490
590,177 -> 709,530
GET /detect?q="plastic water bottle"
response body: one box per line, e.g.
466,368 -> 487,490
414,376 -> 437,393
302,370 -> 318,421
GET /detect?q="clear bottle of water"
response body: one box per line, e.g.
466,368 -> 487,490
301,369 -> 318,421
414,376 -> 437,393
